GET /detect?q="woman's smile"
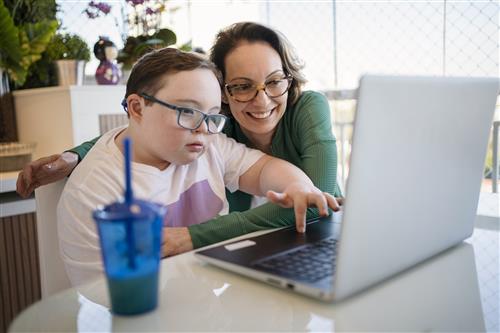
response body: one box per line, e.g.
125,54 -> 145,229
246,107 -> 276,119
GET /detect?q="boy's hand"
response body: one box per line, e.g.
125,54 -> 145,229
266,182 -> 341,233
16,152 -> 78,198
161,227 -> 193,257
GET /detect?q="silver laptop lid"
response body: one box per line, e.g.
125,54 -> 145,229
333,75 -> 498,300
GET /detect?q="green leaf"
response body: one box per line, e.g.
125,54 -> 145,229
0,0 -> 21,64
178,40 -> 192,52
23,21 -> 58,57
6,60 -> 25,85
154,28 -> 176,46
143,38 -> 166,45
117,28 -> 178,69
45,32 -> 90,61
7,19 -> 57,86
133,43 -> 155,58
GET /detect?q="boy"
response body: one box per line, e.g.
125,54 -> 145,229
57,48 -> 337,286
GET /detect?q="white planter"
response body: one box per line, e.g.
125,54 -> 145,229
13,85 -> 126,159
55,60 -> 86,86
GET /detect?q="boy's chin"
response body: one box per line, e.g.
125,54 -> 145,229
170,152 -> 204,165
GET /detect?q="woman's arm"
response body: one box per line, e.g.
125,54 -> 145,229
66,136 -> 100,162
237,154 -> 335,232
293,91 -> 342,198
16,137 -> 100,197
182,91 -> 342,250
164,194 -> 324,255
188,203 -> 302,248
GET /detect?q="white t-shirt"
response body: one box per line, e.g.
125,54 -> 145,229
57,126 -> 264,286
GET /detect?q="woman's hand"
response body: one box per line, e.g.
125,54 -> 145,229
266,182 -> 341,233
161,227 -> 194,257
16,152 -> 78,198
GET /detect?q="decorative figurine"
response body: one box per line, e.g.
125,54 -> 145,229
94,36 -> 121,85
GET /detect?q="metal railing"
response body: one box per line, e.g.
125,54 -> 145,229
492,121 -> 499,193
326,90 -> 500,194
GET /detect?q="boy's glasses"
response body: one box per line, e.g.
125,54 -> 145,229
140,93 -> 228,134
225,76 -> 293,103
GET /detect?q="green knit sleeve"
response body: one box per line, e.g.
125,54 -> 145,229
188,91 -> 342,249
188,202 -> 320,248
66,136 -> 100,162
293,91 -> 342,197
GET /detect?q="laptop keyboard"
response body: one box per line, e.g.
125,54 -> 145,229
253,237 -> 338,283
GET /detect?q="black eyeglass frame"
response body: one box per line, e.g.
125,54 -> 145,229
224,75 -> 293,103
136,93 -> 228,134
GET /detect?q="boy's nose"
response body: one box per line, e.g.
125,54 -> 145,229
193,120 -> 209,134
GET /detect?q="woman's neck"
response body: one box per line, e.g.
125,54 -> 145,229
241,128 -> 274,154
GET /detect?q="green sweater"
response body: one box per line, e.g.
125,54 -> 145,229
69,90 -> 341,248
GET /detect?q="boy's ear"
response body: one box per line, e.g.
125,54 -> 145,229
127,94 -> 144,121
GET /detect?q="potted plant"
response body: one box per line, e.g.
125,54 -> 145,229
45,33 -> 91,86
0,0 -> 57,141
0,0 -> 58,88
117,28 -> 177,70
84,0 -> 181,72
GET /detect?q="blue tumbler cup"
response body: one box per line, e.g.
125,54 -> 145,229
93,200 -> 166,315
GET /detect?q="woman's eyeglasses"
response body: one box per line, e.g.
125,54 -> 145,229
139,93 -> 228,134
225,76 -> 293,103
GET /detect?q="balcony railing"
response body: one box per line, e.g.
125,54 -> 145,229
325,90 -> 500,193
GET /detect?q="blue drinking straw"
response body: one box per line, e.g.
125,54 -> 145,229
123,137 -> 136,269
124,137 -> 133,205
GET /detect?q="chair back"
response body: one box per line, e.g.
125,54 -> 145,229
98,114 -> 128,134
35,179 -> 71,297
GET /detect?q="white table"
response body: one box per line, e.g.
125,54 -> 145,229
9,215 -> 499,332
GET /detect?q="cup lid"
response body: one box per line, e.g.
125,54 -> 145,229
93,199 -> 166,222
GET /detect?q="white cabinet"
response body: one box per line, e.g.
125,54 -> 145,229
0,171 -> 35,217
13,85 -> 126,159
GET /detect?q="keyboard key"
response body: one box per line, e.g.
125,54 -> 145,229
253,237 -> 338,283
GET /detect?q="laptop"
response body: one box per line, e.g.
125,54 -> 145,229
195,75 -> 499,301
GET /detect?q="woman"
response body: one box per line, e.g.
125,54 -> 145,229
17,22 -> 342,254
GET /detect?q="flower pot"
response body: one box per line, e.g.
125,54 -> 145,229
55,60 -> 86,86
